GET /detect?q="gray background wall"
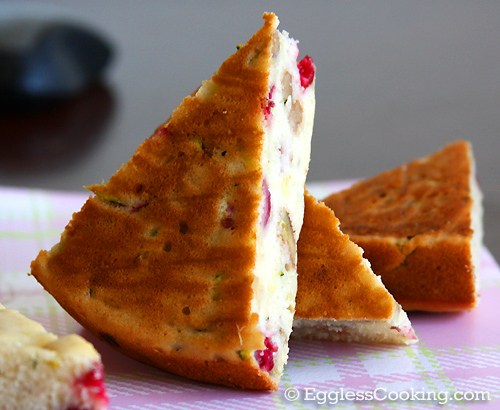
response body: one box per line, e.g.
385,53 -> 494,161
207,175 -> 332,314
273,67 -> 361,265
1,1 -> 499,259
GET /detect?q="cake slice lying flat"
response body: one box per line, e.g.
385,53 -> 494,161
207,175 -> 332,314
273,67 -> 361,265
293,193 -> 417,344
0,303 -> 108,410
323,141 -> 483,312
31,13 -> 315,390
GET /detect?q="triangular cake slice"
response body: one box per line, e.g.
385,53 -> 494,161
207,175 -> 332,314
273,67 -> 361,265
323,141 -> 483,311
293,192 -> 417,344
0,303 -> 108,409
31,13 -> 315,390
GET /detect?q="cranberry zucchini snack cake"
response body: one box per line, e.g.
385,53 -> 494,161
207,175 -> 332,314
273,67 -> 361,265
0,304 -> 108,410
31,13 -> 315,390
323,141 -> 482,312
294,193 -> 417,344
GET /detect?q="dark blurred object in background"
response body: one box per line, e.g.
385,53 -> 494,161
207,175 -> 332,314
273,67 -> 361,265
0,18 -> 114,174
0,83 -> 115,173
0,19 -> 112,101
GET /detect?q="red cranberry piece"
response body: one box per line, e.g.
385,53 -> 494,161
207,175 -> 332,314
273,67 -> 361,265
261,85 -> 276,121
254,337 -> 278,372
221,217 -> 234,229
72,362 -> 109,408
391,325 -> 418,341
221,205 -> 235,229
220,216 -> 234,230
255,349 -> 274,372
151,125 -> 169,140
262,180 -> 271,227
297,55 -> 315,89
264,336 -> 278,352
130,200 -> 149,213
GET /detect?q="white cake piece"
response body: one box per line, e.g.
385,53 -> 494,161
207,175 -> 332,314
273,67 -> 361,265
0,303 -> 108,410
250,23 -> 315,378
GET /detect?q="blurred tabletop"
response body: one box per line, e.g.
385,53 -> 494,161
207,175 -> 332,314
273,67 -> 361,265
0,1 -> 499,261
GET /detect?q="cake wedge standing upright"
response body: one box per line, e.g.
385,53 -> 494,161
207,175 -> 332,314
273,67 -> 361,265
31,12 -> 315,390
293,192 -> 417,344
323,141 -> 482,312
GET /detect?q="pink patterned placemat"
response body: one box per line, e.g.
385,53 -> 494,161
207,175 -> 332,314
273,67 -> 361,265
1,181 -> 499,409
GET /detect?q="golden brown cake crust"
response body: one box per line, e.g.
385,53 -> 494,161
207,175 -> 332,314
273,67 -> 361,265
324,141 -> 478,311
296,192 -> 396,320
31,13 -> 281,390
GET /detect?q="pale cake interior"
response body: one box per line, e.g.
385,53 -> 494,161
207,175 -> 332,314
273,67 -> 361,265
251,29 -> 314,379
294,304 -> 417,345
469,146 -> 483,300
